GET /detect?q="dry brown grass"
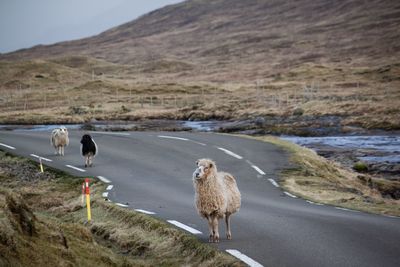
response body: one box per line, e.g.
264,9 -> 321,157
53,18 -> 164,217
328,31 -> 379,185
242,135 -> 400,217
0,58 -> 399,131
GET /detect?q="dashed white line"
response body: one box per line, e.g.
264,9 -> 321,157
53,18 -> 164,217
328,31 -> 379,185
116,203 -> 129,208
216,147 -> 243,159
102,192 -> 109,198
158,135 -> 189,141
226,249 -> 264,267
306,200 -> 324,206
284,191 -> 298,198
106,185 -> 113,191
135,209 -> 156,215
65,165 -> 86,172
335,207 -> 360,213
251,165 -> 265,175
98,176 -> 111,184
0,143 -> 16,150
268,178 -> 280,188
30,154 -> 52,162
190,140 -> 207,146
92,131 -> 131,136
167,220 -> 202,235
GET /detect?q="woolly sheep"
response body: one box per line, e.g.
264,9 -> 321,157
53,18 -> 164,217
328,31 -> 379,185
193,158 -> 241,242
80,134 -> 97,167
50,126 -> 69,156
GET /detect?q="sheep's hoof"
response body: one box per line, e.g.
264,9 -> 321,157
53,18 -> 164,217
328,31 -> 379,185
214,236 -> 220,243
209,235 -> 214,243
227,233 -> 232,240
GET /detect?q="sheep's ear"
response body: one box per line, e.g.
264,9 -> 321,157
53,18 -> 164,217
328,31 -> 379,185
209,162 -> 213,168
196,160 -> 199,166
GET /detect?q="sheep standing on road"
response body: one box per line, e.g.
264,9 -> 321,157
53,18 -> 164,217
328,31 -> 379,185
193,158 -> 241,243
50,126 -> 69,156
80,134 -> 97,167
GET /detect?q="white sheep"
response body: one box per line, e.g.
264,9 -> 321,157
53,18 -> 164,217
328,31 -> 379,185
193,158 -> 241,243
50,126 -> 69,156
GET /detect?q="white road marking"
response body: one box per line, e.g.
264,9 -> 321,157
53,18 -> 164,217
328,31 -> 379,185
306,200 -> 324,206
65,165 -> 86,172
167,220 -> 202,235
268,178 -> 280,188
135,209 -> 156,215
30,154 -> 52,162
190,140 -> 207,146
116,203 -> 129,207
158,135 -> 189,141
106,185 -> 113,191
102,192 -> 109,198
383,215 -> 399,219
92,131 -> 131,136
251,165 -> 265,175
98,176 -> 111,184
226,249 -> 264,267
0,143 -> 16,150
216,147 -> 243,159
335,207 -> 360,213
284,191 -> 297,198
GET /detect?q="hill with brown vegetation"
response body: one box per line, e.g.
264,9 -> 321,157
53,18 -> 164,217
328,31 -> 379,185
0,0 -> 399,132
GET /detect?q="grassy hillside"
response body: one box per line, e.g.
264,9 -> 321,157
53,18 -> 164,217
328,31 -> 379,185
0,150 -> 242,266
0,0 -> 399,131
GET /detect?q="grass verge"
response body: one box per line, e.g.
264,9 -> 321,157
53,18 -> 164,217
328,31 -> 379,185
0,150 -> 242,266
243,135 -> 400,217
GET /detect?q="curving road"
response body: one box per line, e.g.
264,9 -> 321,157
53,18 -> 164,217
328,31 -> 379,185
0,129 -> 399,267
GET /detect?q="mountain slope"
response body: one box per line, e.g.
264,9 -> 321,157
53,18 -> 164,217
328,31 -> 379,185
2,0 -> 400,81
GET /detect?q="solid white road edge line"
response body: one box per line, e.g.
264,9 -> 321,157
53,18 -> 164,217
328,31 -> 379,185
158,135 -> 189,141
167,220 -> 202,235
116,203 -> 129,207
135,209 -> 156,215
284,191 -> 298,198
251,165 -> 266,175
0,143 -> 16,150
226,249 -> 264,267
30,154 -> 52,162
102,192 -> 109,198
65,165 -> 86,172
216,147 -> 243,159
106,185 -> 113,191
98,176 -> 111,184
268,178 -> 280,188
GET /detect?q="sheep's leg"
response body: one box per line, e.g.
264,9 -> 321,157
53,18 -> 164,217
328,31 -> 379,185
89,155 -> 93,167
212,215 -> 220,243
57,146 -> 61,155
225,213 -> 232,240
61,146 -> 64,156
206,215 -> 214,242
85,155 -> 89,168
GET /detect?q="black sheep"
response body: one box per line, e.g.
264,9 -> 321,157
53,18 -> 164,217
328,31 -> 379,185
80,134 -> 97,167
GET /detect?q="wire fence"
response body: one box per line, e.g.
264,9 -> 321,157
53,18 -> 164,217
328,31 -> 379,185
0,82 -> 376,113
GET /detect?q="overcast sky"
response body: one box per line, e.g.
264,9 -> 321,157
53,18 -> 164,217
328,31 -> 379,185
0,0 -> 184,53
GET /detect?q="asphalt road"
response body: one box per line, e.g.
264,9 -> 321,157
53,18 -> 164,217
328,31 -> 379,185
1,129 -> 399,267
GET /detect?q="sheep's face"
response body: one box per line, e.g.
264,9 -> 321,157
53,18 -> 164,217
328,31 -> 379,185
58,126 -> 68,135
193,159 -> 214,180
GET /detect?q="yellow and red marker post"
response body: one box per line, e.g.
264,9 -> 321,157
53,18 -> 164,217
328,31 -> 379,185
83,178 -> 92,221
39,157 -> 44,173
